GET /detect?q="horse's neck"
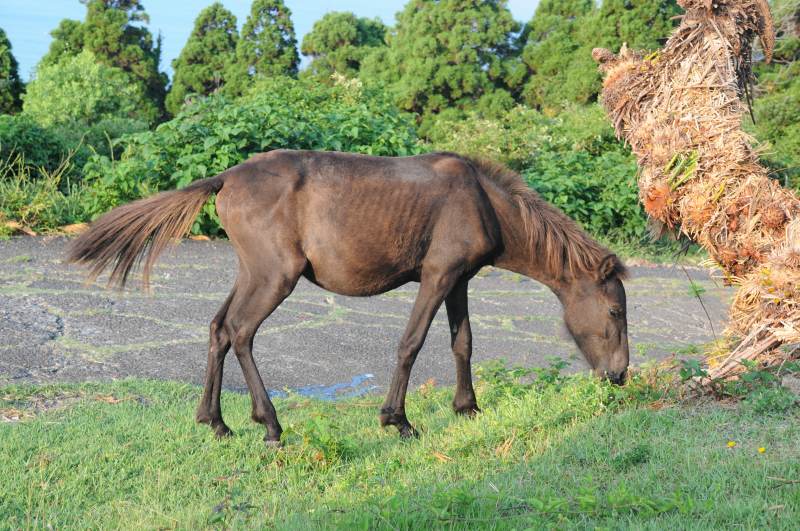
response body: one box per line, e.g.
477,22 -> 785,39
490,194 -> 570,295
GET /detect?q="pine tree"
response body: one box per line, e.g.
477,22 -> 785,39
300,12 -> 386,81
517,0 -> 597,112
0,28 -> 24,114
361,0 -> 519,123
227,0 -> 299,95
166,3 -> 238,115
514,1 -> 679,112
593,0 -> 681,51
42,0 -> 167,122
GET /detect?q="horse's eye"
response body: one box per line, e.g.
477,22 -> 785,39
609,308 -> 622,318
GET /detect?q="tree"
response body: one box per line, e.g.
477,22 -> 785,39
300,12 -> 386,80
227,0 -> 299,94
23,50 -> 154,127
166,3 -> 238,115
514,0 -> 680,113
361,0 -> 519,129
42,0 -> 168,121
0,28 -> 24,114
592,0 -> 681,51
516,0 -> 597,113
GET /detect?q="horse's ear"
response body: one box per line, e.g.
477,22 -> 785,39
597,254 -> 627,283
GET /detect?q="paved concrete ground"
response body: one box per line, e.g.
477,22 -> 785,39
0,237 -> 731,397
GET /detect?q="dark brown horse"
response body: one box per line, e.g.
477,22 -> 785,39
68,150 -> 629,444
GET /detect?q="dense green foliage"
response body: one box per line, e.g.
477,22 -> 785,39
752,0 -> 800,188
166,3 -> 238,116
23,50 -> 153,129
226,0 -> 299,95
514,0 -> 680,114
0,116 -> 66,175
593,0 -> 681,50
42,0 -> 167,120
362,0 -> 519,133
525,151 -> 645,242
0,28 -> 23,114
516,0 -> 597,113
18,50 -> 150,175
301,12 -> 386,81
82,76 -> 421,234
1,367 -> 798,528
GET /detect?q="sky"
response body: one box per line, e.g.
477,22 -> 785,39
1,1 -> 539,82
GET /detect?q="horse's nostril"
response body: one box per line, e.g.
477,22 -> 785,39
603,370 -> 626,385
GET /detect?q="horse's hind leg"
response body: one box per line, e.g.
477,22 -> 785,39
226,264 -> 303,446
196,286 -> 236,438
445,280 -> 479,416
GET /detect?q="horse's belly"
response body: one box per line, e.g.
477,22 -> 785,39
302,258 -> 417,297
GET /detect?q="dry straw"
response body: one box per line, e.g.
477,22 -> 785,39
592,0 -> 799,379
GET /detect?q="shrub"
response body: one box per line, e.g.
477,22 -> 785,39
523,150 -> 647,242
752,62 -> 800,190
83,75 -> 422,234
0,114 -> 67,174
23,50 -> 157,128
16,50 -> 151,178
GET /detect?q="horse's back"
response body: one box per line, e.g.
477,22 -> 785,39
217,150 -> 501,296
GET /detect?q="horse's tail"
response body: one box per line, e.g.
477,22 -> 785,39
67,175 -> 225,290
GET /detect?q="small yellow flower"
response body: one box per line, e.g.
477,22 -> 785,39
727,441 -> 736,448
758,447 -> 766,454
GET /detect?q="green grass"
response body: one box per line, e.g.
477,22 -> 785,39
1,372 -> 798,529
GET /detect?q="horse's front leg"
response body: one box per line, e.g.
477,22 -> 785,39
445,280 -> 479,416
380,272 -> 459,438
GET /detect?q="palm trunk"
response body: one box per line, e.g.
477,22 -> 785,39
592,0 -> 799,378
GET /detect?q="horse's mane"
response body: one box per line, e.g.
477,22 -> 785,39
467,157 -> 628,280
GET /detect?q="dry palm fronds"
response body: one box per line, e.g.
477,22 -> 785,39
592,0 -> 800,380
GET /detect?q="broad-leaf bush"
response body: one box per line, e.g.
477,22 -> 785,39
16,50 -> 151,178
23,50 -> 156,128
524,150 -> 646,243
83,75 -> 422,234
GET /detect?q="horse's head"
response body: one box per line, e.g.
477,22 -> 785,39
560,254 -> 629,385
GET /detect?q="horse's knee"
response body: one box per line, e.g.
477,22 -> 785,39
451,343 -> 472,361
398,333 -> 425,359
230,327 -> 257,356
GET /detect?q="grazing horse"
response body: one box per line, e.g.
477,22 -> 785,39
68,150 -> 629,444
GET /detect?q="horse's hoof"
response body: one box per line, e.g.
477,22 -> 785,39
214,424 -> 234,439
398,424 -> 420,439
453,404 -> 481,417
264,438 -> 283,448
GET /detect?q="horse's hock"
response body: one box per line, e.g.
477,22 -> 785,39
592,0 -> 800,378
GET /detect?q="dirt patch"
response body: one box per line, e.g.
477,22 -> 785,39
0,391 -> 145,423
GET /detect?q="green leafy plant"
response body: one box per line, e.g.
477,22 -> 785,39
679,359 -> 709,381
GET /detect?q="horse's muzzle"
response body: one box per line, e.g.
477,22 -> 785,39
603,369 -> 627,386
